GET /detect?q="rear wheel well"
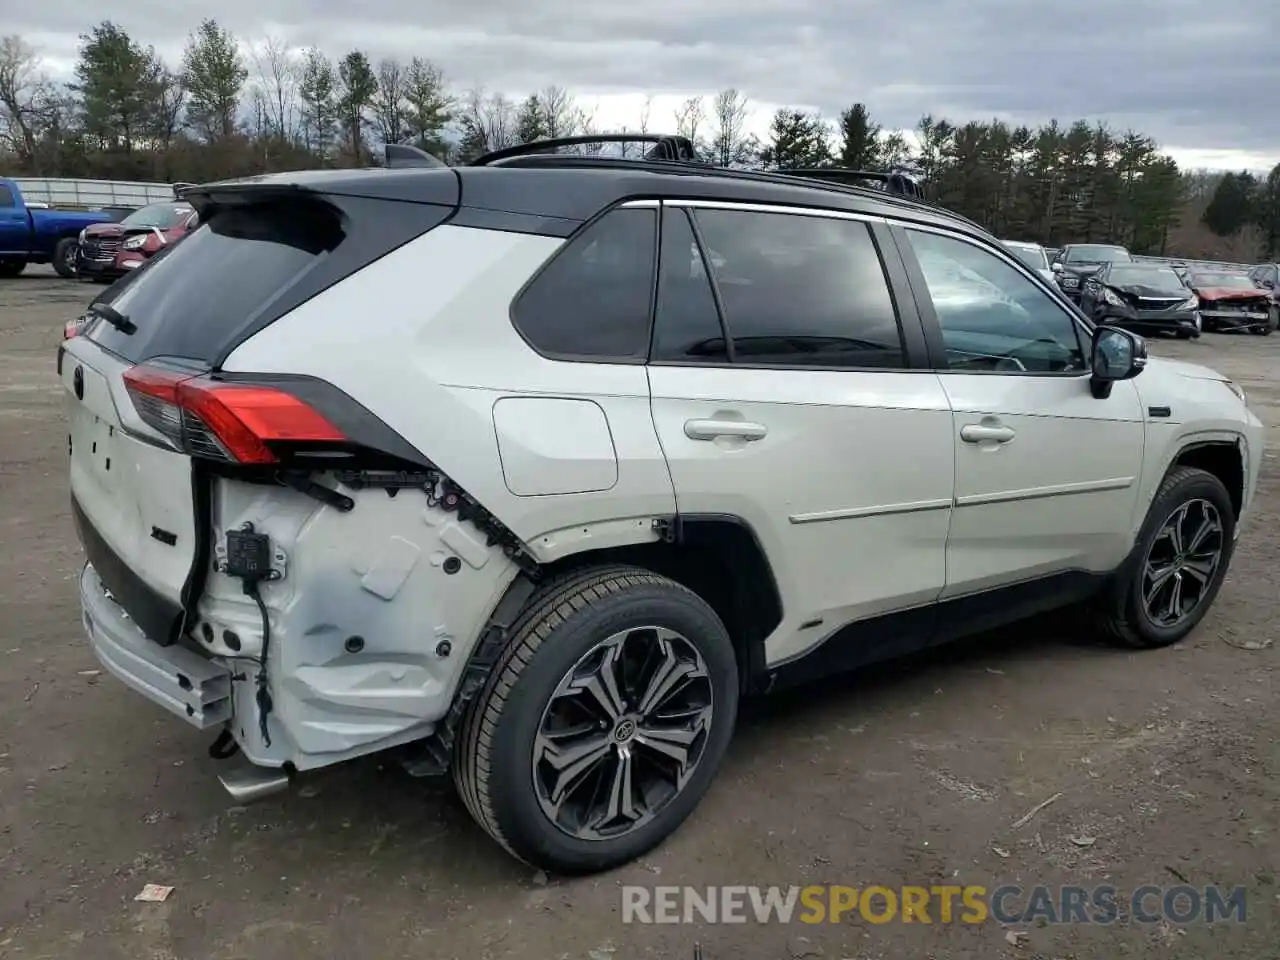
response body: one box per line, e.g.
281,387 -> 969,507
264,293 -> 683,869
1172,442 -> 1243,518
540,516 -> 783,693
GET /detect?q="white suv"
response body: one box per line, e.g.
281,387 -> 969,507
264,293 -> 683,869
62,136 -> 1264,874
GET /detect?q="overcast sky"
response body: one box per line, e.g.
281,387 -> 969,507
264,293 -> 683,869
11,0 -> 1279,172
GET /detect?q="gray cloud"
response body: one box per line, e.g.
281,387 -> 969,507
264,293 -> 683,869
10,0 -> 1280,161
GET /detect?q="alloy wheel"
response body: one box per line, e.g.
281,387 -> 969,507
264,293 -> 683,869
532,626 -> 715,842
1141,498 -> 1224,629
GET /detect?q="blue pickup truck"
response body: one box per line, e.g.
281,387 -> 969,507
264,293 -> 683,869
0,177 -> 116,278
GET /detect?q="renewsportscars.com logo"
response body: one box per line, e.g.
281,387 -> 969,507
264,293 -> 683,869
621,884 -> 1247,926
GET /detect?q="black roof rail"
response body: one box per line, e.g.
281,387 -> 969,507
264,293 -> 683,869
464,134 -> 983,232
384,142 -> 448,169
783,168 -> 925,200
472,133 -> 705,166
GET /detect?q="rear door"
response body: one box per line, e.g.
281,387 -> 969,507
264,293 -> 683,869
647,201 -> 955,666
894,225 -> 1144,598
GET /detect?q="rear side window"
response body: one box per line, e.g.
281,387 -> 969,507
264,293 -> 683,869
651,208 -> 727,362
88,200 -> 345,365
512,207 -> 657,360
687,208 -> 906,368
0,184 -> 14,207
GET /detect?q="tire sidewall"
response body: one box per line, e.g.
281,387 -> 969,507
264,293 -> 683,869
53,239 -> 77,279
487,583 -> 739,873
1122,472 -> 1236,645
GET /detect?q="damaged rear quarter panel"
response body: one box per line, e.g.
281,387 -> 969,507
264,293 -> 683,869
197,477 -> 521,769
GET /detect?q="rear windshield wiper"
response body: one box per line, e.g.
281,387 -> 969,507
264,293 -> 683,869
88,301 -> 136,335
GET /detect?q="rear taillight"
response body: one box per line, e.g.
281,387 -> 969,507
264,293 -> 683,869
122,365 -> 347,464
63,318 -> 83,340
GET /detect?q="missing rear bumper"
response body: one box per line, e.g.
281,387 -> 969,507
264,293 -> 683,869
80,562 -> 232,729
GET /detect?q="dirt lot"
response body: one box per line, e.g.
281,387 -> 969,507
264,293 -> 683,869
0,265 -> 1276,960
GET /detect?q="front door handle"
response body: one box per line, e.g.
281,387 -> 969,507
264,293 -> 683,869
684,419 -> 768,441
960,423 -> 1016,444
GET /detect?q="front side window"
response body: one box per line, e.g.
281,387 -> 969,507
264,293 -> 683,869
907,230 -> 1086,374
512,207 -> 657,360
673,208 -> 905,368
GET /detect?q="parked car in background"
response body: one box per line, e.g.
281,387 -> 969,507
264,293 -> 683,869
1001,239 -> 1055,283
1185,269 -> 1274,335
1247,262 -> 1280,330
1078,262 -> 1199,339
0,177 -> 116,278
75,200 -> 199,283
1051,243 -> 1133,302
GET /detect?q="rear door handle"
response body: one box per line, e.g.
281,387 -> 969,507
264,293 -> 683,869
684,419 -> 768,441
960,424 -> 1016,444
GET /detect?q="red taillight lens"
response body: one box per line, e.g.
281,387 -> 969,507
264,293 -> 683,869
63,319 -> 83,340
122,365 -> 347,464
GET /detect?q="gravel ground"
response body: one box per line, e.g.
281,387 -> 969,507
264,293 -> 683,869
0,265 -> 1276,960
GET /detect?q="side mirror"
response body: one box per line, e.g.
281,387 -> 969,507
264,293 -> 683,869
1090,326 -> 1146,399
1262,279 -> 1275,289
1051,262 -> 1064,273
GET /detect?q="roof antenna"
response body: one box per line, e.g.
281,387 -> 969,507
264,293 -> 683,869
384,142 -> 447,168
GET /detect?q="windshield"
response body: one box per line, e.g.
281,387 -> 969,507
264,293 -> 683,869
1003,243 -> 1048,271
1065,245 -> 1130,263
122,203 -> 194,229
1191,272 -> 1255,289
1106,266 -> 1183,287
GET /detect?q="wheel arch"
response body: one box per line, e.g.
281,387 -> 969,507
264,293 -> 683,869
1169,438 -> 1245,520
403,511 -> 783,776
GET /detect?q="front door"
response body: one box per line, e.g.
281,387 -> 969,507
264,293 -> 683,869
0,183 -> 29,256
896,226 -> 1145,599
647,201 -> 955,666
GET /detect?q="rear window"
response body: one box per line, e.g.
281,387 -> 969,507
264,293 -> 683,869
89,200 -> 345,365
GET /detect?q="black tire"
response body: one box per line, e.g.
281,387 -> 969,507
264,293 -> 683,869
1093,466 -> 1236,649
52,238 -> 78,278
0,260 -> 25,278
1254,307 -> 1277,335
453,564 -> 739,874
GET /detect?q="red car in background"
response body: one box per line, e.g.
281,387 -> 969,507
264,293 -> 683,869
1184,268 -> 1275,335
74,200 -> 199,283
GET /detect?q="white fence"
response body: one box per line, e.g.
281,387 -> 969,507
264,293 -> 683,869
1133,254 -> 1254,272
9,178 -> 177,210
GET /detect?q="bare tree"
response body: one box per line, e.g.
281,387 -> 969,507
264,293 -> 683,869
637,94 -> 652,135
152,65 -> 187,153
459,85 -> 516,156
537,85 -> 582,139
0,35 -> 54,168
710,88 -> 752,166
374,57 -> 407,144
249,36 -> 299,142
673,95 -> 705,145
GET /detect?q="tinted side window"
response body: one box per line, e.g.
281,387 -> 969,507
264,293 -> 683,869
0,185 -> 14,207
692,209 -> 905,368
513,208 -> 656,360
651,208 -> 727,362
906,229 -> 1085,374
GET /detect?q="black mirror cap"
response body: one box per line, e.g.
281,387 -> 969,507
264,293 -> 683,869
1089,325 -> 1147,398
